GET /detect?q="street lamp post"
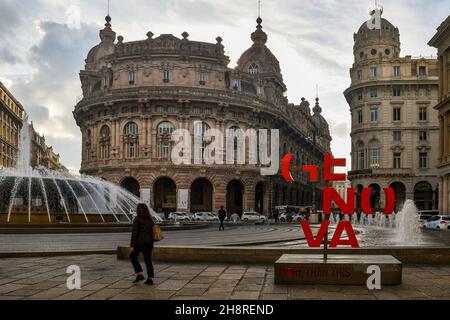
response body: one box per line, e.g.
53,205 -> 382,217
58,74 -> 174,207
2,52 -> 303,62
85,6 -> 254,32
311,130 -> 318,215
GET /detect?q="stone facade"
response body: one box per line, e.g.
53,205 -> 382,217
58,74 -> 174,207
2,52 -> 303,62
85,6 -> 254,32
73,15 -> 332,217
29,122 -> 67,172
429,15 -> 450,214
0,81 -> 23,169
344,9 -> 440,212
0,81 -> 66,172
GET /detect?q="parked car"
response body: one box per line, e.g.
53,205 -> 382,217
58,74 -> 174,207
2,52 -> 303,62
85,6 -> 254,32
424,215 -> 450,230
279,212 -> 303,223
418,214 -> 432,227
418,210 -> 439,227
241,212 -> 268,224
194,212 -> 219,222
168,212 -> 191,222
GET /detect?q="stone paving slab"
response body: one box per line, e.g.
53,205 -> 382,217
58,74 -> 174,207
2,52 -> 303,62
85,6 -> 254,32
1,254 -> 450,300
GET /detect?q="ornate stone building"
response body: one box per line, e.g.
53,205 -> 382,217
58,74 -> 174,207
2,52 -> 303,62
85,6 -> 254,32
0,81 -> 23,169
0,81 -> 66,172
29,122 -> 67,172
345,9 -> 440,212
73,15 -> 332,216
429,15 -> 450,214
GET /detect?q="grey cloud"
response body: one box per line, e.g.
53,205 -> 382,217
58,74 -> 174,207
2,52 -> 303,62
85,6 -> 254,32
0,47 -> 23,65
330,122 -> 350,139
9,21 -> 99,170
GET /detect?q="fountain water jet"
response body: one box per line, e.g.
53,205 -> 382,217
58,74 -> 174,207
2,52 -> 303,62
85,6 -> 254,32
0,113 -> 161,224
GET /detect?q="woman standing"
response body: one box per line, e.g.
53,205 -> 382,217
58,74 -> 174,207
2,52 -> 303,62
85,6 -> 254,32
129,203 -> 155,285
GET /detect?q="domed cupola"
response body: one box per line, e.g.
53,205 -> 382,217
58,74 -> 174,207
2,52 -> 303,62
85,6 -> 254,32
236,17 -> 286,91
353,7 -> 401,62
312,97 -> 329,132
85,15 -> 116,71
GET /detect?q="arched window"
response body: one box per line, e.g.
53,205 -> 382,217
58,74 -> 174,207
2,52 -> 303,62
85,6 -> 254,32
368,139 -> 380,168
157,121 -> 175,135
248,63 -> 259,75
124,122 -> 138,135
193,122 -> 211,163
124,122 -> 139,159
157,121 -> 175,159
100,125 -> 110,138
99,125 -> 111,160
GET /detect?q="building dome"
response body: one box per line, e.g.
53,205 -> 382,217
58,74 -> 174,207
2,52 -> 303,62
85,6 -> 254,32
237,18 -> 282,77
312,98 -> 328,127
353,10 -> 401,61
85,16 -> 116,70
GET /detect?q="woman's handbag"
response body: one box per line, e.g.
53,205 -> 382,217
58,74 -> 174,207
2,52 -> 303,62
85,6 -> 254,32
152,224 -> 164,242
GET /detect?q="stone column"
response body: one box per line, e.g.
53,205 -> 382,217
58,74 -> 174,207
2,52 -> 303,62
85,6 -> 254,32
439,176 -> 444,213
444,114 -> 449,161
440,115 -> 444,161
214,177 -> 227,213
245,180 -> 256,212
442,175 -> 448,214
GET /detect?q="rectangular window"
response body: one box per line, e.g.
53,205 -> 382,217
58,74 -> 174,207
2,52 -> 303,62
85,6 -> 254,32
393,131 -> 401,142
419,131 -> 427,141
357,70 -> 363,80
419,66 -> 427,76
370,109 -> 378,123
393,107 -> 401,121
393,153 -> 401,169
199,71 -> 206,85
357,92 -> 363,101
370,67 -> 377,78
393,66 -> 400,77
167,105 -> 176,113
419,107 -> 428,121
419,152 -> 428,169
232,79 -> 239,90
357,110 -> 363,124
369,148 -> 380,165
393,87 -> 401,97
127,142 -> 136,159
358,149 -> 365,169
129,71 -> 136,85
163,69 -> 170,83
370,88 -> 378,98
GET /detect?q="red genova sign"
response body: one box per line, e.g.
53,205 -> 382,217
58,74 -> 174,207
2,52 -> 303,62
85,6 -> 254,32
281,153 -> 396,248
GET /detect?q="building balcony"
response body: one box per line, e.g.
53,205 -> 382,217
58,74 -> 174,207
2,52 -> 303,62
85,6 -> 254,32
348,167 -> 413,179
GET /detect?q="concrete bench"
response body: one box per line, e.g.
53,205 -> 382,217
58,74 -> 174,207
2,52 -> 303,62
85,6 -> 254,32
275,254 -> 402,285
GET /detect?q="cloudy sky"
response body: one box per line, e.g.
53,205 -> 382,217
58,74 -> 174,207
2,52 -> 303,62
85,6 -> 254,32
0,0 -> 449,172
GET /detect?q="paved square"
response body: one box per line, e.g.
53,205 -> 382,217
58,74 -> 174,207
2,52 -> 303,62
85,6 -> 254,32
1,255 -> 450,300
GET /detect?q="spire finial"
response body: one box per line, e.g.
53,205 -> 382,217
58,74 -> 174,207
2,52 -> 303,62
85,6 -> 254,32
256,0 -> 262,26
105,0 -> 111,26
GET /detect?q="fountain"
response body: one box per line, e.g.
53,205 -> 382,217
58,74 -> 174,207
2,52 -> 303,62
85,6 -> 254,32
0,114 -> 161,224
395,200 -> 421,243
325,200 -> 422,245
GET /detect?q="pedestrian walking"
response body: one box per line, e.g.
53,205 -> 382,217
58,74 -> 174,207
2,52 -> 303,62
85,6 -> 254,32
129,203 -> 155,285
218,206 -> 226,231
273,211 -> 279,224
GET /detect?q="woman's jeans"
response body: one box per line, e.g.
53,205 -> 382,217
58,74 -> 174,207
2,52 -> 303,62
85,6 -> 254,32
129,245 -> 154,278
